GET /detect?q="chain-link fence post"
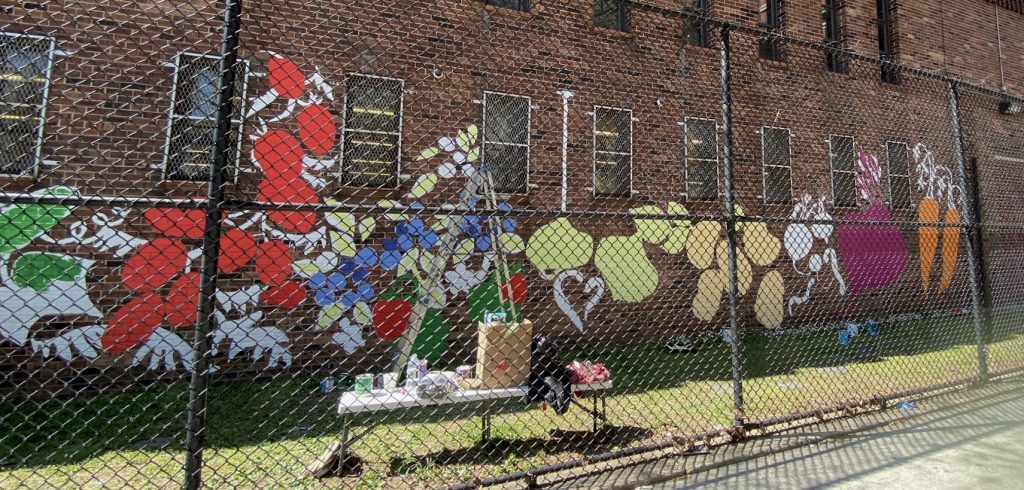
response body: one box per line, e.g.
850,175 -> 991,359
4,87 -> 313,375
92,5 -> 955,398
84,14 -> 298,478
719,23 -> 746,426
948,79 -> 989,383
183,1 -> 244,488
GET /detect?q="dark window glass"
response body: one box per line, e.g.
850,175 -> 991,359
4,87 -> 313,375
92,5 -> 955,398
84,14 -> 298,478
877,0 -> 900,84
685,118 -> 718,201
762,127 -> 792,204
483,92 -> 530,194
0,34 -> 52,175
830,135 -> 857,207
683,0 -> 708,48
165,53 -> 247,181
594,0 -> 628,31
887,142 -> 912,209
343,75 -> 403,187
594,107 -> 631,197
487,0 -> 528,11
759,0 -> 784,61
823,0 -> 847,73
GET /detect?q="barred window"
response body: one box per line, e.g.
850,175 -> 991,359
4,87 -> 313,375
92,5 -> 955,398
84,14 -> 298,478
0,33 -> 55,175
876,0 -> 900,84
822,0 -> 848,73
342,74 -> 403,187
593,106 -> 632,197
483,92 -> 530,194
758,0 -> 784,61
683,0 -> 708,48
487,0 -> 528,11
887,141 -> 912,209
163,53 -> 248,181
829,135 -> 857,207
684,117 -> 719,201
594,0 -> 628,31
762,126 -> 792,204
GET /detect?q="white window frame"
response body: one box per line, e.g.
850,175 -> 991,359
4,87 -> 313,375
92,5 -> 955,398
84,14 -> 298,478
339,73 -> 404,188
683,116 -> 720,201
760,125 -> 793,204
886,140 -> 912,209
592,105 -> 633,197
0,31 -> 57,176
161,51 -> 249,182
482,90 -> 531,195
828,134 -> 857,207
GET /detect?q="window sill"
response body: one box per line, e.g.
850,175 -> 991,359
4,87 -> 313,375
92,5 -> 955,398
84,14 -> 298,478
0,173 -> 37,190
592,25 -> 634,39
483,3 -> 541,18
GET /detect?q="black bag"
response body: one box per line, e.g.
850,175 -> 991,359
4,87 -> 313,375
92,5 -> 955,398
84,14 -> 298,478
526,333 -> 572,415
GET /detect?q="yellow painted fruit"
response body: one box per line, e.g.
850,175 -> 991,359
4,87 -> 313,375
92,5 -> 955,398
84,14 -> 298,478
755,270 -> 785,328
743,221 -> 781,267
594,235 -> 659,303
686,221 -> 723,270
693,268 -> 726,322
716,239 -> 752,295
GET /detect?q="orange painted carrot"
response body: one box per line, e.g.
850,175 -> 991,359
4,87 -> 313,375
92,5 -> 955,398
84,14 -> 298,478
918,197 -> 941,292
939,208 -> 961,292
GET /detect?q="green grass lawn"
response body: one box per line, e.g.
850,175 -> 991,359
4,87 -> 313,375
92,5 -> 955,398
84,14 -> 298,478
1,315 -> 1020,489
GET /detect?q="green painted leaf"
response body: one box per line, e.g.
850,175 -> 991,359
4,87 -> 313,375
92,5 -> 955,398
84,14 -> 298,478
452,238 -> 475,264
499,233 -> 526,254
466,146 -> 481,163
358,217 -> 375,241
0,202 -> 73,255
456,129 -> 472,153
407,173 -> 439,199
330,231 -> 357,257
466,124 -> 479,145
415,146 -> 440,161
410,309 -> 450,363
318,303 -> 345,329
467,277 -> 522,323
12,253 -> 84,292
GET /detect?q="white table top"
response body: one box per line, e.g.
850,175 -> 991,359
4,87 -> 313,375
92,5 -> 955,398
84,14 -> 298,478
337,380 -> 613,415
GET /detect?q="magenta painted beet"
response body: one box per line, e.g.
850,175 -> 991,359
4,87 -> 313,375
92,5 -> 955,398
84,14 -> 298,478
838,203 -> 908,297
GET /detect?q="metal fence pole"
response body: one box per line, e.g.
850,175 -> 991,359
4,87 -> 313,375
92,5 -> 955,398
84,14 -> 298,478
183,1 -> 244,488
719,24 -> 746,425
947,79 -> 989,383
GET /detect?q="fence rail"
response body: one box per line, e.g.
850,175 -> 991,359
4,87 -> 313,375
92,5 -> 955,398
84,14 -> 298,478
1,2 -> 1022,488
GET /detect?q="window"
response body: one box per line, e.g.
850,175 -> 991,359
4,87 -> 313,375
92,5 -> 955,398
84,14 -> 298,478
759,0 -> 784,61
829,135 -> 857,207
822,0 -> 847,73
483,92 -> 530,194
886,141 -> 911,209
164,53 -> 248,181
593,107 -> 632,197
487,0 -> 528,11
0,33 -> 55,175
342,74 -> 403,187
683,0 -> 708,48
684,118 -> 719,201
761,127 -> 792,204
594,0 -> 628,31
876,0 -> 899,84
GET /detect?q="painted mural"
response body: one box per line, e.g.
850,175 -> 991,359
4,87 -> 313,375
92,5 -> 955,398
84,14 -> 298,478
913,143 -> 962,293
0,53 -> 969,376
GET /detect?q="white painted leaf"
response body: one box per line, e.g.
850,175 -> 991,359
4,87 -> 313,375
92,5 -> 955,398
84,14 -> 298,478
353,301 -> 372,325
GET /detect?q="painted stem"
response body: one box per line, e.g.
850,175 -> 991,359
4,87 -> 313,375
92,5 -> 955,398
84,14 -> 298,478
939,208 -> 961,292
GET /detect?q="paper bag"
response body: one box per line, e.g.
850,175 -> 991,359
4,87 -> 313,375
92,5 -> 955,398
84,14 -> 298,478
476,320 -> 533,389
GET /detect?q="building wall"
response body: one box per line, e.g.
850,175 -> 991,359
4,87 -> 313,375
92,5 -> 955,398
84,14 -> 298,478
0,0 -> 1019,396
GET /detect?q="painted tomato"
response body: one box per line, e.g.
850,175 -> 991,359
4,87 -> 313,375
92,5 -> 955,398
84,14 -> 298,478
144,207 -> 206,240
121,238 -> 188,292
260,280 -> 307,308
267,57 -> 305,99
499,274 -> 528,304
253,129 -> 304,181
258,178 -> 319,233
218,228 -> 257,274
296,104 -> 337,156
101,292 -> 165,354
255,239 -> 292,287
165,272 -> 201,329
373,300 -> 413,341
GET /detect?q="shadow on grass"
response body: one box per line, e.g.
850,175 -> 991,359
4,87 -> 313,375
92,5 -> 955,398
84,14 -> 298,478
1,314 -> 1020,474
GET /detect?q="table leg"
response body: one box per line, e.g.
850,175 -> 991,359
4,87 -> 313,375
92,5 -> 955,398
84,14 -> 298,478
481,408 -> 492,444
340,414 -> 351,462
592,392 -> 599,433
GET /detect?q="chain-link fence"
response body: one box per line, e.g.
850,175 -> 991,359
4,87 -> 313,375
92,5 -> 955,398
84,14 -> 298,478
1,1 -> 1022,488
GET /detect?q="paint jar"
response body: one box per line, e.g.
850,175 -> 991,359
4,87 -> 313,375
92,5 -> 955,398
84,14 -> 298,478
455,365 -> 473,379
354,374 -> 373,395
381,372 -> 399,391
